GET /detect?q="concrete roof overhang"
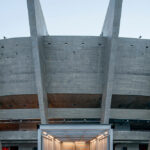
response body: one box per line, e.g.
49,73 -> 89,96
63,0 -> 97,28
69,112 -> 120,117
40,124 -> 111,142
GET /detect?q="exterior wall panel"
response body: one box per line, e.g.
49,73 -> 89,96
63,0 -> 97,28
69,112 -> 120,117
1,37 -> 150,96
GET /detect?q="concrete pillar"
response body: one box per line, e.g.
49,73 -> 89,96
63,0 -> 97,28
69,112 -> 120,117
100,0 -> 123,124
0,141 -> 2,150
27,0 -> 49,124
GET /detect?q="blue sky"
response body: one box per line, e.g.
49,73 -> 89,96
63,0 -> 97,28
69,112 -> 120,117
0,0 -> 150,39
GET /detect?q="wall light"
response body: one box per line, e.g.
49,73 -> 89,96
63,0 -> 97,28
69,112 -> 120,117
55,139 -> 61,143
48,135 -> 54,139
43,132 -> 47,135
90,139 -> 96,143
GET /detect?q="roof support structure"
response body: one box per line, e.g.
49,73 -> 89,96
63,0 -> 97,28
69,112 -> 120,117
27,0 -> 49,124
100,0 -> 123,124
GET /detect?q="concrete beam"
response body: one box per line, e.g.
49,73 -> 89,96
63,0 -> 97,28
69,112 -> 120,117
101,0 -> 123,124
114,131 -> 150,141
27,0 -> 48,124
0,131 -> 150,142
0,108 -> 150,120
0,131 -> 37,141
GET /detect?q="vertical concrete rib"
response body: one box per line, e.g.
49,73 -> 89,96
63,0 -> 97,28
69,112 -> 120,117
27,0 -> 48,124
101,0 -> 123,124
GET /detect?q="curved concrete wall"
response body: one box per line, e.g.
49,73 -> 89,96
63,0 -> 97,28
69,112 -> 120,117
44,36 -> 104,94
0,36 -> 150,96
0,37 -> 36,96
114,38 -> 150,96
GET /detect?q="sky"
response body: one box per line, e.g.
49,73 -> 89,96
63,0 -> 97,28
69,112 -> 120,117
0,0 -> 150,39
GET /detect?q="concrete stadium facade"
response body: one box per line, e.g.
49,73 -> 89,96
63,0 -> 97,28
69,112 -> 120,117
0,0 -> 150,150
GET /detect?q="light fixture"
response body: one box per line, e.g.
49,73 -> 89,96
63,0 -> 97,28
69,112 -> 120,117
75,141 -> 86,144
43,132 -> 47,135
90,139 -> 96,143
48,135 -> 54,139
55,139 -> 61,143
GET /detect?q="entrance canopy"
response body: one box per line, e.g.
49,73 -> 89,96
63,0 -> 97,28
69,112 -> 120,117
40,125 -> 111,142
38,125 -> 113,150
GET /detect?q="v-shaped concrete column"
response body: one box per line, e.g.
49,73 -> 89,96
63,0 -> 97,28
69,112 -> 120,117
27,0 -> 48,124
101,0 -> 123,124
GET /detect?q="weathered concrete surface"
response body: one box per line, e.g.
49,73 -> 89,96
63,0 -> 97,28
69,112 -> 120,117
0,37 -> 35,96
102,0 -> 123,37
114,38 -> 150,96
100,38 -> 118,124
0,108 -> 150,120
100,0 -> 123,124
0,37 -> 150,96
44,36 -> 104,94
114,131 -> 150,141
27,0 -> 49,124
1,131 -> 150,142
0,131 -> 37,141
0,0 -> 149,147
